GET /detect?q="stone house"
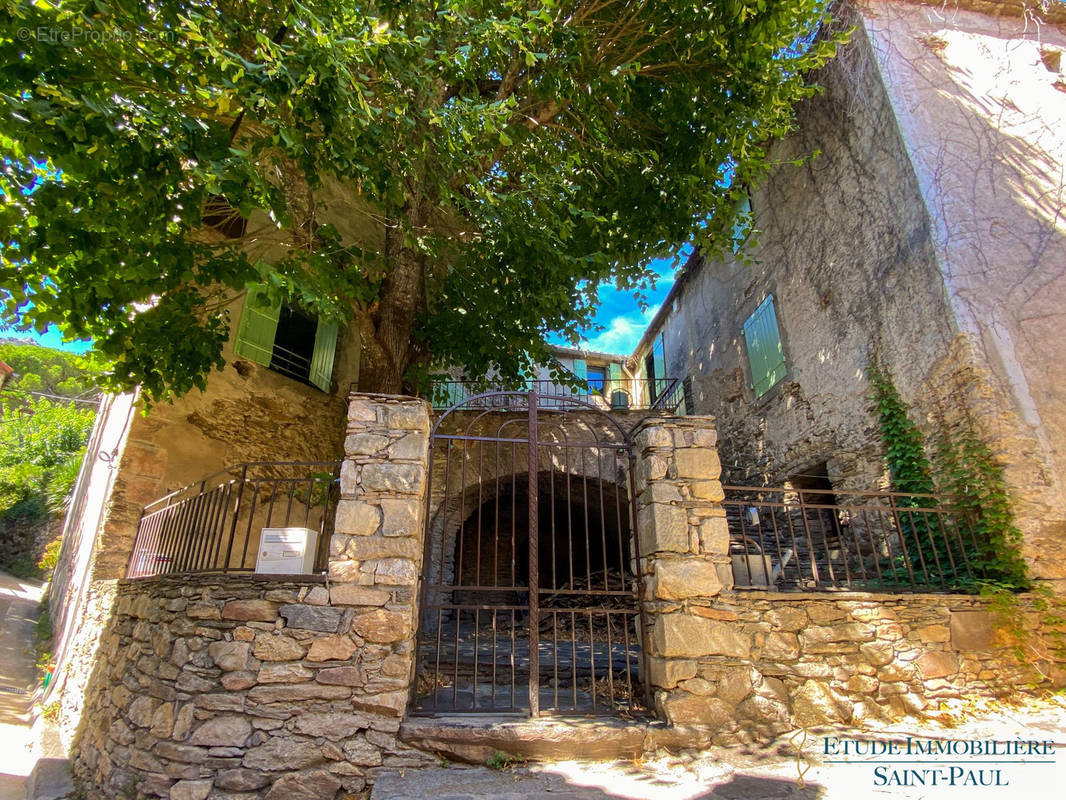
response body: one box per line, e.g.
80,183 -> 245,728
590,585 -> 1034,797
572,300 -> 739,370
42,1 -> 1066,798
630,0 -> 1066,588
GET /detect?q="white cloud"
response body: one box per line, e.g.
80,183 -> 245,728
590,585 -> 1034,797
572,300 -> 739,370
581,304 -> 660,355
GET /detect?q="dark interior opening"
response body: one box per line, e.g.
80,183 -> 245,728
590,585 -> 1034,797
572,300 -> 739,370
270,304 -> 317,384
451,473 -> 632,607
789,461 -> 843,550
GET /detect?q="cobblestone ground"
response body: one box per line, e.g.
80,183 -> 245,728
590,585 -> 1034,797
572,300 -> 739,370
371,695 -> 1066,799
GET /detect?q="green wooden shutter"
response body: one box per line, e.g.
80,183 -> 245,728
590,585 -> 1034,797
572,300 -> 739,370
571,358 -> 587,395
308,320 -> 339,392
743,296 -> 786,397
608,362 -> 628,408
234,285 -> 281,366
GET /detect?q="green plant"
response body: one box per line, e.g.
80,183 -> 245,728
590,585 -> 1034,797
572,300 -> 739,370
120,772 -> 143,800
34,604 -> 55,682
40,701 -> 61,723
486,750 -> 523,770
37,537 -> 63,574
4,550 -> 42,579
63,780 -> 89,800
867,362 -> 951,585
0,396 -> 93,575
934,429 -> 1028,589
0,340 -> 99,409
867,361 -> 1029,591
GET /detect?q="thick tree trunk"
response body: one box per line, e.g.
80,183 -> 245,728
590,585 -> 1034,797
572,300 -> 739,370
356,205 -> 429,394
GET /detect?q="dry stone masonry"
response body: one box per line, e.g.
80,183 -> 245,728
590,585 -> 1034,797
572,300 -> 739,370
71,395 -> 1065,797
73,575 -> 436,799
72,395 -> 437,799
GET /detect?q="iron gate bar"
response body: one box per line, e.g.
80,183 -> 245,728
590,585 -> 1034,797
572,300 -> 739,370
414,390 -> 647,718
527,391 -> 539,717
724,485 -> 984,590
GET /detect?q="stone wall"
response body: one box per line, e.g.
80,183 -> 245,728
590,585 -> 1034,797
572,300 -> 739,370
50,299 -> 364,748
630,415 -> 1066,737
629,416 -> 737,725
72,573 -> 435,800
72,394 -> 436,799
69,394 -> 1066,797
652,590 -> 1066,744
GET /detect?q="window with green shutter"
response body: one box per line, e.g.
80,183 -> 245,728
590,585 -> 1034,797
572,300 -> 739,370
742,295 -> 786,398
570,358 -> 587,395
234,286 -> 339,393
233,286 -> 281,367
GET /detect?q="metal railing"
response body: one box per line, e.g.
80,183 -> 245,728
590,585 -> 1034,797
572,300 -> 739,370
723,486 -> 987,592
269,343 -> 313,383
429,377 -> 683,413
126,461 -> 342,578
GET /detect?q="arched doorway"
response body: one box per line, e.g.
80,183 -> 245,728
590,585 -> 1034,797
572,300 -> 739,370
414,392 -> 647,716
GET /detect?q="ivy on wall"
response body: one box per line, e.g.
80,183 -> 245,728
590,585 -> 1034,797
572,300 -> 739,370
866,362 -> 1029,591
934,429 -> 1029,589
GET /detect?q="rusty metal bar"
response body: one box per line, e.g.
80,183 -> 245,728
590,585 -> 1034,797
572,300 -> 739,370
527,391 -> 540,717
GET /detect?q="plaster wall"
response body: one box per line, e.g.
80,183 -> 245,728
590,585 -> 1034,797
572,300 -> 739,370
862,0 -> 1066,575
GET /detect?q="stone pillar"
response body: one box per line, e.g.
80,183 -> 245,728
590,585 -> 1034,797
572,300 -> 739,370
329,393 -> 431,718
632,415 -> 740,726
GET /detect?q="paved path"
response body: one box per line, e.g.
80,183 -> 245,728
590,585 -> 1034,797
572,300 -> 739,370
0,571 -> 44,800
372,696 -> 1066,799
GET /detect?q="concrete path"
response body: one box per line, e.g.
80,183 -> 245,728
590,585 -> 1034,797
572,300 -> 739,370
372,695 -> 1066,799
0,571 -> 45,800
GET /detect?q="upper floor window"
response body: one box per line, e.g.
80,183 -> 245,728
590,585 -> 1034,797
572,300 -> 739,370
234,286 -> 338,392
644,333 -> 669,403
742,295 -> 786,398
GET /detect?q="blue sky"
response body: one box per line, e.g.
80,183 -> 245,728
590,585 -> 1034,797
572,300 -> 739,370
1,324 -> 93,353
547,255 -> 679,356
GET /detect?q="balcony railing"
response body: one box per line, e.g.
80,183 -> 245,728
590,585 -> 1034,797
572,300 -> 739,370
724,486 -> 989,592
430,377 -> 684,413
126,461 -> 341,578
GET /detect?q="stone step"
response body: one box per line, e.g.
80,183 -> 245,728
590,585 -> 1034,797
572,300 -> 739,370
24,758 -> 73,800
399,715 -> 710,765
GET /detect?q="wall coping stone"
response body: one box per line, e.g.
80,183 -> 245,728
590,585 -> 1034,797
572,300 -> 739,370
724,589 -> 1045,604
118,573 -> 327,588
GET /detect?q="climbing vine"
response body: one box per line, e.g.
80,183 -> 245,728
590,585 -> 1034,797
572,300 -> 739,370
932,428 -> 1029,590
866,362 -> 1028,591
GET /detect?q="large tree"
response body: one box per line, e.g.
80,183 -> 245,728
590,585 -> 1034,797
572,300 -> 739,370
1,1 -> 838,399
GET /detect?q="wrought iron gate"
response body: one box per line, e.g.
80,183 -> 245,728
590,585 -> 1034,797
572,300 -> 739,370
414,391 -> 647,717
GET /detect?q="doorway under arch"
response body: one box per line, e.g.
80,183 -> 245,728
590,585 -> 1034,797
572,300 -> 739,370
413,393 -> 647,717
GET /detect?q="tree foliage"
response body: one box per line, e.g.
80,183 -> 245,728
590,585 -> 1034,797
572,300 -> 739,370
0,338 -> 99,405
0,398 -> 95,575
1,0 -> 841,399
